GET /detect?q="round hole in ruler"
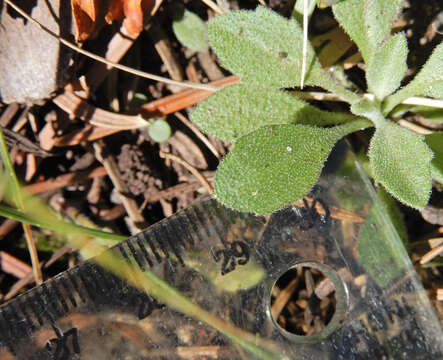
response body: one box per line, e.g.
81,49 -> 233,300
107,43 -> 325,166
268,261 -> 348,343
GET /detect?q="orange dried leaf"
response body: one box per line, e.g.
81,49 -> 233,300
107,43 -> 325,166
106,0 -> 124,24
72,0 -> 155,40
71,0 -> 100,41
123,0 -> 154,35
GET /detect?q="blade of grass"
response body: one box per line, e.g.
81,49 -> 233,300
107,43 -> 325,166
0,201 -> 284,358
0,127 -> 43,284
0,203 -> 125,242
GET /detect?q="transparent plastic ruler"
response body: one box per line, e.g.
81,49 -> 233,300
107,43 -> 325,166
0,148 -> 442,359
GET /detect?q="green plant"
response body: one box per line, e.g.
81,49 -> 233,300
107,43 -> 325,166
172,8 -> 209,52
191,1 -> 443,214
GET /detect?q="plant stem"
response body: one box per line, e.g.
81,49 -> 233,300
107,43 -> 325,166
0,128 -> 43,284
0,203 -> 126,242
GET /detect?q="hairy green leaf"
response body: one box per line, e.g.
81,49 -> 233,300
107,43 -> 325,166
148,119 -> 171,143
425,132 -> 443,183
208,7 -> 323,87
191,84 -> 360,142
366,33 -> 407,99
350,98 -> 385,126
384,42 -> 443,113
214,119 -> 370,214
173,10 -> 209,52
368,122 -> 433,209
332,0 -> 402,64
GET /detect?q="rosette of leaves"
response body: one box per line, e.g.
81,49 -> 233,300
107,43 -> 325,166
191,3 -> 443,214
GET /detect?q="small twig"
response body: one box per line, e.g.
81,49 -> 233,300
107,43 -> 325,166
150,0 -> 164,16
0,251 -> 33,278
150,21 -> 184,82
175,112 -> 220,159
199,0 -> 226,14
93,141 -> 146,230
257,0 -> 267,6
2,127 -> 54,157
401,96 -> 443,108
53,91 -> 150,129
24,167 -> 107,195
291,90 -> 443,109
420,241 -> 443,264
159,151 -> 213,194
271,271 -> 301,320
4,0 -> 219,92
397,119 -> 433,134
437,289 -> 443,301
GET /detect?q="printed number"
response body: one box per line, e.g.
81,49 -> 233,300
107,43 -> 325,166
298,197 -> 330,231
212,241 -> 250,275
46,326 -> 80,360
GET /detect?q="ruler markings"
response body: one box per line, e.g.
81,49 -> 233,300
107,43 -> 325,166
40,282 -> 63,319
161,222 -> 184,265
65,270 -> 86,305
49,280 -> 70,314
142,230 -> 163,263
8,299 -> 31,339
116,243 -> 131,262
1,303 -> 23,342
76,263 -> 101,302
180,210 -> 205,247
59,274 -> 78,308
0,310 -> 16,355
187,205 -> 212,239
151,226 -> 171,260
134,233 -> 154,268
17,296 -> 36,332
33,291 -> 59,335
25,293 -> 44,326
173,213 -> 196,247
127,237 -> 147,270
195,203 -> 227,247
202,201 -> 229,247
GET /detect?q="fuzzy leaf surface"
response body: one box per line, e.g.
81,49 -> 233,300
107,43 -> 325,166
425,132 -> 443,183
368,122 -> 433,209
366,33 -> 407,99
214,120 -> 370,214
173,10 -> 209,52
191,84 -> 359,142
332,0 -> 402,64
207,7 -> 323,87
384,42 -> 443,113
